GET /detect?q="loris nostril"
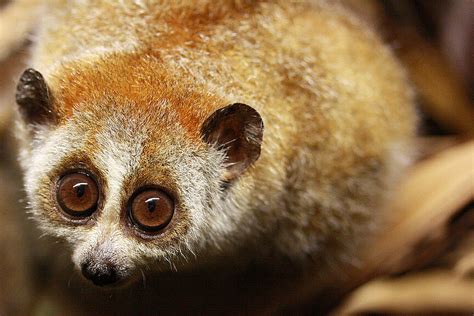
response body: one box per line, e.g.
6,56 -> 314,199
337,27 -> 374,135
80,261 -> 119,286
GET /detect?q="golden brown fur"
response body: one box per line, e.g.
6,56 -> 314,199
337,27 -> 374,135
12,0 -> 416,314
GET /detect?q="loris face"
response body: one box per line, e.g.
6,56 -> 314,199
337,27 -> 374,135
15,68 -> 263,286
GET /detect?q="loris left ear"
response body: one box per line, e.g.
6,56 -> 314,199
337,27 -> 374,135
201,103 -> 264,182
16,68 -> 56,125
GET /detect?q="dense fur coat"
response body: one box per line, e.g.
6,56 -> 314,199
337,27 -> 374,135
13,0 -> 416,314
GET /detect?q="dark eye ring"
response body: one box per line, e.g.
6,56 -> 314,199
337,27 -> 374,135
128,187 -> 174,234
56,171 -> 99,218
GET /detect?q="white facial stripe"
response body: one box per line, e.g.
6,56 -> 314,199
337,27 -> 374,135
92,111 -> 147,220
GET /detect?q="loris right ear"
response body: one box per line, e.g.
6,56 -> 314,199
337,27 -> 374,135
201,103 -> 264,182
16,68 -> 56,125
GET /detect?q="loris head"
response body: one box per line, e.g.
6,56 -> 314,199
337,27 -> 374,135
15,61 -> 263,287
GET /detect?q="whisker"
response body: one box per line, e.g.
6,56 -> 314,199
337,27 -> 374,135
67,271 -> 76,288
140,268 -> 147,289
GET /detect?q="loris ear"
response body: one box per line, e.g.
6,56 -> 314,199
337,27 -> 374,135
201,103 -> 264,182
16,68 -> 55,125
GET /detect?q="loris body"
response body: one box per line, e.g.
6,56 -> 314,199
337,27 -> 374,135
14,0 -> 416,314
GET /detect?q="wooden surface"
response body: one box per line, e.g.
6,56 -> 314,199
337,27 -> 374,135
333,140 -> 474,314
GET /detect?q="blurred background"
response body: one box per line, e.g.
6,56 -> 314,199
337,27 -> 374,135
0,0 -> 473,314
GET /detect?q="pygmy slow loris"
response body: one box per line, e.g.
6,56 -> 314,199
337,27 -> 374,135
13,0 -> 416,314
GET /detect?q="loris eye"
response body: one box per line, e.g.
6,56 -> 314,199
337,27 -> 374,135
129,188 -> 174,233
56,172 -> 99,218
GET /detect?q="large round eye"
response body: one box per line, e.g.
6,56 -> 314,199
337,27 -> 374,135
129,188 -> 174,233
56,172 -> 99,218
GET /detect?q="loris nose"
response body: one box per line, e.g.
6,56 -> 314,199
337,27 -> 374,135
80,260 -> 119,286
